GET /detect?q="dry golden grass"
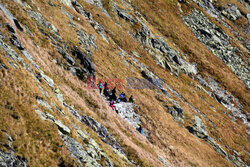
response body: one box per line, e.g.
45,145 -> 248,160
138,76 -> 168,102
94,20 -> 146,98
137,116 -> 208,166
0,0 -> 249,166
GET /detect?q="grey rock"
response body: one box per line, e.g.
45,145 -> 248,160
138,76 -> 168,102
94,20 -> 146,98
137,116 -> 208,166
0,63 -> 8,70
35,109 -> 47,120
184,9 -> 250,88
197,76 -> 249,129
0,32 -> 4,40
72,1 -> 90,19
141,69 -> 171,97
59,0 -> 74,9
21,50 -> 33,62
187,115 -> 208,139
68,66 -> 88,80
70,22 -> 97,50
36,96 -> 52,111
0,3 -> 15,22
72,1 -> 109,42
71,47 -> 95,77
60,133 -> 100,166
54,88 -> 64,104
0,40 -> 23,63
222,5 -> 242,21
55,120 -> 71,134
0,151 -> 27,167
27,10 -> 58,34
63,102 -> 82,120
76,129 -> 114,166
166,105 -> 184,123
114,102 -> 141,129
83,0 -> 111,18
247,13 -> 250,24
77,129 -> 89,141
136,24 -> 197,76
57,46 -> 75,65
44,112 -> 55,121
81,114 -> 125,155
9,34 -> 24,50
115,6 -> 137,24
38,85 -> 49,98
206,137 -> 228,157
60,7 -> 74,20
192,0 -> 221,18
158,155 -> 170,167
135,24 -> 152,46
35,109 -> 70,135
41,73 -> 54,88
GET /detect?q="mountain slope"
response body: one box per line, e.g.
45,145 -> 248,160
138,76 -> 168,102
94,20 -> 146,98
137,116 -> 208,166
0,0 -> 249,166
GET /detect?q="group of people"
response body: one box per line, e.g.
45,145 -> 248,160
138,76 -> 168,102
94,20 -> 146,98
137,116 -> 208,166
97,81 -> 143,135
97,81 -> 134,104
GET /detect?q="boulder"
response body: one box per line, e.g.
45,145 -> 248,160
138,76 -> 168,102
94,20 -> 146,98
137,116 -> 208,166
166,105 -> 184,123
187,115 -> 208,139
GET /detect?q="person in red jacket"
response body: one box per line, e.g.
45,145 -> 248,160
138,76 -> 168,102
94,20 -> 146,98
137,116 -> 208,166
109,100 -> 117,111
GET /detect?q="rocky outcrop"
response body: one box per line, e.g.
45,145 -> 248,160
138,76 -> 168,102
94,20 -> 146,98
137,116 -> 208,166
76,129 -> 114,167
81,115 -> 124,155
187,115 -> 208,139
0,151 -> 27,167
0,38 -> 24,63
221,5 -> 242,21
112,2 -> 137,24
114,102 -> 141,129
166,105 -> 184,123
27,10 -> 59,35
60,132 -> 114,167
0,131 -> 27,167
9,34 -> 24,50
184,9 -> 250,88
196,75 -> 249,132
36,96 -> 53,111
135,24 -> 197,76
72,0 -> 109,42
71,47 -> 96,77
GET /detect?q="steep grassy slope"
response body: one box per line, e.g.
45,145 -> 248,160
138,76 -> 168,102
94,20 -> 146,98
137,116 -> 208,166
0,0 -> 249,166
